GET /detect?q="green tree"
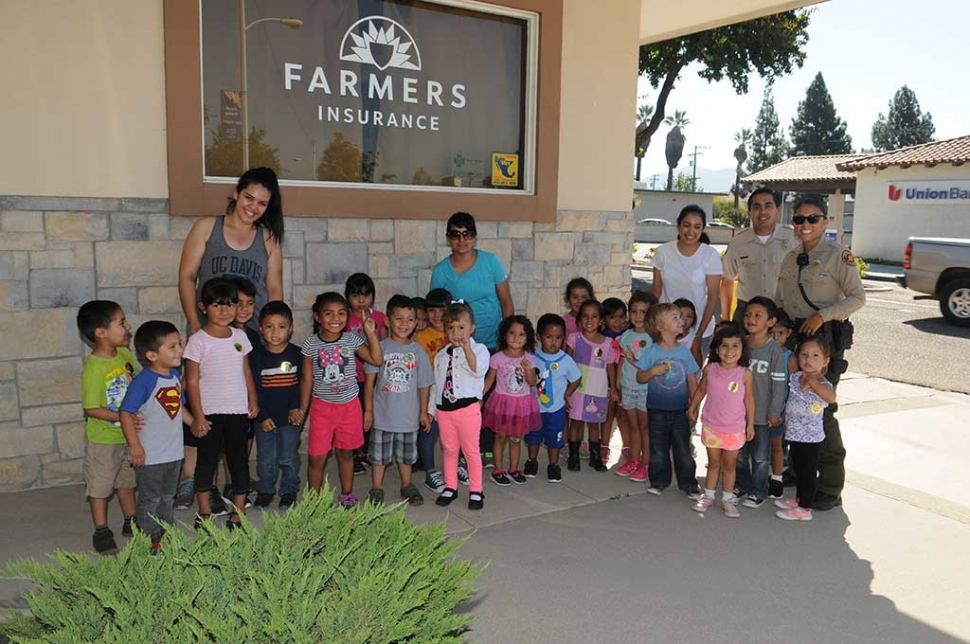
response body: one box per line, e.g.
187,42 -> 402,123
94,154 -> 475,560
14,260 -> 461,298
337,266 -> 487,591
664,110 -> 689,190
714,195 -> 750,228
204,127 -> 282,177
636,10 -> 810,160
789,72 -> 853,156
316,132 -> 378,182
871,85 -> 935,152
673,171 -> 701,192
748,88 -> 789,172
635,95 -> 655,180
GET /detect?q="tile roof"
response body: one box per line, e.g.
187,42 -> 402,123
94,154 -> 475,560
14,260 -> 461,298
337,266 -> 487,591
836,135 -> 970,171
742,155 -> 861,184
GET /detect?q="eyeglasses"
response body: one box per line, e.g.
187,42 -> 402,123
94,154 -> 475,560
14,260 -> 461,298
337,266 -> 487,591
792,214 -> 826,225
446,229 -> 476,240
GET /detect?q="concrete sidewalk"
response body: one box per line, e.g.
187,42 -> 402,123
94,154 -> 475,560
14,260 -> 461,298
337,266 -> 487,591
2,373 -> 969,643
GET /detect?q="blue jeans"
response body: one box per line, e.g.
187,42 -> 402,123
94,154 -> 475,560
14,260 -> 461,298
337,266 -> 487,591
418,419 -> 440,472
735,424 -> 770,500
648,409 -> 697,490
255,424 -> 301,497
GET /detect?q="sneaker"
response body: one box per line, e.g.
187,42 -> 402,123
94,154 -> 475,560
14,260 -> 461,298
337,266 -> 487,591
523,459 -> 539,478
646,485 -> 664,496
599,445 -> 611,464
468,491 -> 484,511
615,459 -> 639,478
92,529 -> 118,556
547,463 -> 562,483
566,455 -> 581,472
692,496 -> 715,512
121,518 -> 133,537
208,491 -> 228,517
193,513 -> 212,530
810,492 -> 842,511
742,496 -> 765,509
150,539 -> 162,556
768,478 -> 784,499
457,464 -> 470,486
425,470 -> 446,493
221,485 -> 253,510
435,488 -> 458,507
400,484 -> 424,506
338,492 -> 358,509
629,462 -> 649,483
482,451 -> 495,470
508,470 -> 527,485
367,488 -> 385,505
278,494 -> 296,512
776,506 -> 813,521
774,498 -> 800,510
226,515 -> 241,531
491,471 -> 512,487
684,484 -> 703,500
174,477 -> 194,510
721,498 -> 741,518
353,455 -> 367,475
254,493 -> 274,510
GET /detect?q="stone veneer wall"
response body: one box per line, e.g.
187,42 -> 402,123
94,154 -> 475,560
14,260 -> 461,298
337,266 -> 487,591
0,195 -> 632,492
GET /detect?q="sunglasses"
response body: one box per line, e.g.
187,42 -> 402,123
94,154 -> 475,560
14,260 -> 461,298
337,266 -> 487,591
792,214 -> 826,225
446,229 -> 476,240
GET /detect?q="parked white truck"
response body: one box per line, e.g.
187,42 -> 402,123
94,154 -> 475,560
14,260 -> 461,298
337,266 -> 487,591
901,237 -> 970,326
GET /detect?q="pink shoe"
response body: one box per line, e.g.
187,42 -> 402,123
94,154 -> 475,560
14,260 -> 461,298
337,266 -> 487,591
691,496 -> 715,512
774,498 -> 799,510
629,462 -> 649,483
721,497 -> 741,518
776,506 -> 813,521
615,459 -> 638,477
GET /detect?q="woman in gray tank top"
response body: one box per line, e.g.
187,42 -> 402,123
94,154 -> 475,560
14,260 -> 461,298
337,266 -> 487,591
178,167 -> 284,334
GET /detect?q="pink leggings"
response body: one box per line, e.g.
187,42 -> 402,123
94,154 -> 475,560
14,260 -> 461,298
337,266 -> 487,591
438,405 -> 483,492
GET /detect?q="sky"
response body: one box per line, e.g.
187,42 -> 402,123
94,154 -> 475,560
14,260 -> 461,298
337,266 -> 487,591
635,0 -> 970,192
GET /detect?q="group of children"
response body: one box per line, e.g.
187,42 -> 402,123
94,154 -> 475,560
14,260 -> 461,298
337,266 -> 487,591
77,272 -> 833,554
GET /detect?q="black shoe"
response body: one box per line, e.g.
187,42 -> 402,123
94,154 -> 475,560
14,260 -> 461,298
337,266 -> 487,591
468,491 -> 484,511
193,513 -> 212,530
278,493 -> 296,512
523,459 -> 539,478
782,469 -> 798,487
209,491 -> 228,517
254,493 -> 274,510
547,463 -> 562,483
811,492 -> 842,511
226,514 -> 241,531
508,470 -> 527,485
435,488 -> 458,507
121,518 -> 133,537
354,454 -> 368,475
684,484 -> 702,500
566,455 -> 581,472
768,479 -> 784,499
93,529 -> 118,556
491,471 -> 512,487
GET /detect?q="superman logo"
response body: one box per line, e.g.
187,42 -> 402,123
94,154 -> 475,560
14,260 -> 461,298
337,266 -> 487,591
154,385 -> 181,420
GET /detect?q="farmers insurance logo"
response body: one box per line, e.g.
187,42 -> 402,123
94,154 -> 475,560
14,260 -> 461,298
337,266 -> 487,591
340,17 -> 421,72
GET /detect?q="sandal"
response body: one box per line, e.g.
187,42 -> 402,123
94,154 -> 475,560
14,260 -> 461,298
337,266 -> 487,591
400,484 -> 424,506
367,488 -> 385,505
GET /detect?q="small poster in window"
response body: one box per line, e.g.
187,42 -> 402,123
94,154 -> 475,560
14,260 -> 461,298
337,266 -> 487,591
491,153 -> 519,187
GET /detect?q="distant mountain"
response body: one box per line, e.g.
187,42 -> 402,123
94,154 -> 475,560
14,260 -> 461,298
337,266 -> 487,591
694,166 -> 737,193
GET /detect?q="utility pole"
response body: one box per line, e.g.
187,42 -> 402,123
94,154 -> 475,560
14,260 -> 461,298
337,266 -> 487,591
689,145 -> 709,191
649,174 -> 659,190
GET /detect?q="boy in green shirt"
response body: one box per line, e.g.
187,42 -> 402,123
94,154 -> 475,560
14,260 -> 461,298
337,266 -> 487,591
77,300 -> 141,555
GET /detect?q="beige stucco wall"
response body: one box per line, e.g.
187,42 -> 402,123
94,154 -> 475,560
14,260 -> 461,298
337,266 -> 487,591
0,1 -> 169,198
639,0 -> 827,44
851,165 -> 970,261
558,0 -> 640,212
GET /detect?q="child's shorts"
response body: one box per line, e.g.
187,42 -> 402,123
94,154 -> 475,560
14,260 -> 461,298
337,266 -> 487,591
83,439 -> 136,498
525,408 -> 566,449
308,398 -> 363,456
620,387 -> 647,412
368,428 -> 418,465
701,426 -> 745,451
769,423 -> 786,439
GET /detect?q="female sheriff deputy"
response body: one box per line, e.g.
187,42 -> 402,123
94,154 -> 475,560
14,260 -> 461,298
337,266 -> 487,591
775,197 -> 866,512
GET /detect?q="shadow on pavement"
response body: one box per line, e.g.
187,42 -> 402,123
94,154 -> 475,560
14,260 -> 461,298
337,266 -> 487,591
903,317 -> 970,340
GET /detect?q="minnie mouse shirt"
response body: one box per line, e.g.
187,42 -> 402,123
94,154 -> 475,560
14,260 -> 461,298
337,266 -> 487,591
301,332 -> 364,404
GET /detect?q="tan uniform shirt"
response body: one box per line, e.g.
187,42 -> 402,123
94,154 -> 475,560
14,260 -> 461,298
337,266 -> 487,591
775,238 -> 866,322
721,225 -> 796,302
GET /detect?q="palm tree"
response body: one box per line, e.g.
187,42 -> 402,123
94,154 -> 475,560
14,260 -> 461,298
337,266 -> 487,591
664,110 -> 689,190
733,128 -> 753,209
635,97 -> 654,181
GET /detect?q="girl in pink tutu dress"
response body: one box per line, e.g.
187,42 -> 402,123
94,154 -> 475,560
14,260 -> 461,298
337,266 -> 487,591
483,315 -> 542,486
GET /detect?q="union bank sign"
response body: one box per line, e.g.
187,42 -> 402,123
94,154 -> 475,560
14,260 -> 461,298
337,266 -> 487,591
886,180 -> 970,204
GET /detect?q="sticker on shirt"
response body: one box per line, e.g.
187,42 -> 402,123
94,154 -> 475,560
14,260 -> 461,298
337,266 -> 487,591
728,381 -> 739,393
811,403 -> 823,414
319,347 -> 347,384
382,352 -> 416,393
154,385 -> 182,420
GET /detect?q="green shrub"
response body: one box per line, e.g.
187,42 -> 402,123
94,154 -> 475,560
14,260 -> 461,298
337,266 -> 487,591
1,488 -> 482,643
855,255 -> 869,278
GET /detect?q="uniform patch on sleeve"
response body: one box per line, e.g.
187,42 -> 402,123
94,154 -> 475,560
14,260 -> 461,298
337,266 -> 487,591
841,249 -> 855,266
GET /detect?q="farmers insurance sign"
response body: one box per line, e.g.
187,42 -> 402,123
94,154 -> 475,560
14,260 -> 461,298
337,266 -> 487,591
199,0 -> 534,189
886,180 -> 970,203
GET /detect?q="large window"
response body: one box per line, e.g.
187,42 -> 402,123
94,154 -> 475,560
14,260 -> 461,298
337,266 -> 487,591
164,0 -> 561,219
202,0 -> 535,193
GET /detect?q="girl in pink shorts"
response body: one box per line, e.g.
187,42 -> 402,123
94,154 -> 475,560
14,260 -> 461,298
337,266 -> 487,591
687,323 -> 754,518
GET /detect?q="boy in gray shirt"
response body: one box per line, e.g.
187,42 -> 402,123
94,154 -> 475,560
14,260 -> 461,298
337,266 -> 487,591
120,321 -> 194,553
736,296 -> 788,507
363,295 -> 434,506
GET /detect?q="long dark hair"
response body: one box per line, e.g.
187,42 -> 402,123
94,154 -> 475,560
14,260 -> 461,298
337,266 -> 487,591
227,167 -> 283,243
496,315 -> 536,353
707,322 -> 749,367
